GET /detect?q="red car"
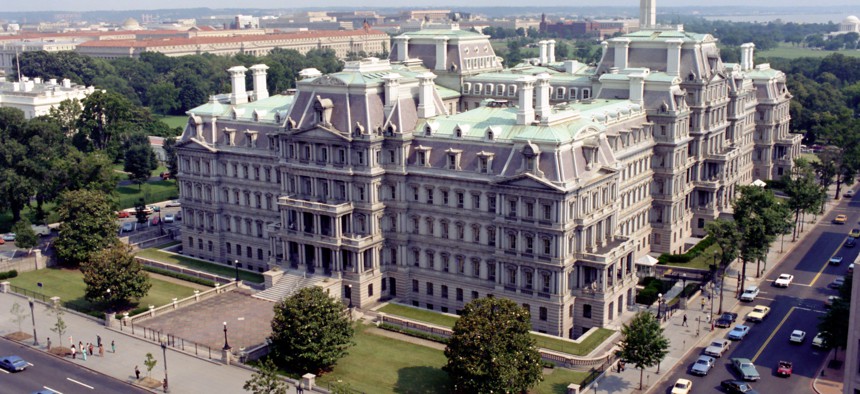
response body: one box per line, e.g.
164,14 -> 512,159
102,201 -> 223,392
776,360 -> 793,377
116,211 -> 130,218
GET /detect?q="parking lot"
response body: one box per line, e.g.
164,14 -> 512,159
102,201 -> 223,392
118,201 -> 182,235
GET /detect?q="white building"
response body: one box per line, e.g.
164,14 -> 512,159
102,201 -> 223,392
0,76 -> 94,119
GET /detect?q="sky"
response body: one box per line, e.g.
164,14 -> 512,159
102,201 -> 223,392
4,0 -> 856,12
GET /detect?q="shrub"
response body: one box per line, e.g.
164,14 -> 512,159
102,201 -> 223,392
635,277 -> 673,305
657,237 -> 715,264
0,270 -> 18,280
142,266 -> 215,287
379,323 -> 449,344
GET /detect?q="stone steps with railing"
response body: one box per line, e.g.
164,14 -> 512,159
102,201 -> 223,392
253,271 -> 322,302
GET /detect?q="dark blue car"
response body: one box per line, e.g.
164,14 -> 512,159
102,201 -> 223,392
0,355 -> 28,371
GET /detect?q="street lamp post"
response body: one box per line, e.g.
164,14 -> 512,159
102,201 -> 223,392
593,382 -> 599,394
657,293 -> 663,321
680,273 -> 687,309
28,298 -> 38,346
223,321 -> 231,350
234,260 -> 240,282
161,342 -> 169,393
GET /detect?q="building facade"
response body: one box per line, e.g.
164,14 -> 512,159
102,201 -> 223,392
0,76 -> 94,119
175,1 -> 800,337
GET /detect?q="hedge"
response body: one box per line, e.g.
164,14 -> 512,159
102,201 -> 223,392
635,277 -> 673,305
657,237 -> 716,264
0,270 -> 18,280
379,323 -> 449,344
142,266 -> 216,287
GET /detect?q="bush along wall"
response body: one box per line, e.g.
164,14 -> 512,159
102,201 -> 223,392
657,237 -> 715,264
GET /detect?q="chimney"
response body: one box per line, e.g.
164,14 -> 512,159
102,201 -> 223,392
250,64 -> 269,101
417,72 -> 438,118
640,0 -> 656,28
563,60 -> 578,74
228,65 -> 249,105
547,40 -> 556,63
740,43 -> 755,71
538,40 -> 548,65
666,39 -> 683,76
434,36 -> 448,71
614,38 -> 630,70
12,82 -> 20,92
394,36 -> 410,62
62,78 -> 71,88
34,77 -> 42,84
628,73 -> 646,105
382,73 -> 401,111
535,73 -> 551,120
516,75 -> 537,125
49,78 -> 57,85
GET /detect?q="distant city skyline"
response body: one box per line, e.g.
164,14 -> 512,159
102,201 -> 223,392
3,1 -> 857,13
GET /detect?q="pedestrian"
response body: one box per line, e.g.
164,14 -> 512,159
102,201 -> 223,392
71,344 -> 77,359
701,298 -> 705,310
78,341 -> 83,352
620,361 -> 626,371
47,337 -> 51,351
135,365 -> 141,380
296,384 -> 304,394
89,342 -> 94,356
82,346 -> 87,361
682,314 -> 688,327
99,344 -> 104,357
111,340 -> 116,353
97,335 -> 102,347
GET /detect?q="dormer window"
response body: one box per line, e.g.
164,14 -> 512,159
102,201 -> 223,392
445,148 -> 462,171
223,128 -> 236,146
477,151 -> 495,174
455,127 -> 462,138
414,146 -> 431,167
354,122 -> 365,136
387,124 -> 397,135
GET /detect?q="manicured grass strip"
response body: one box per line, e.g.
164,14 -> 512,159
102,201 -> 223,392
159,115 -> 189,129
379,303 -> 458,327
532,367 -> 591,394
7,268 -> 197,316
116,180 -> 178,209
378,303 -> 614,356
136,248 -> 265,283
663,242 -> 721,271
757,43 -> 860,60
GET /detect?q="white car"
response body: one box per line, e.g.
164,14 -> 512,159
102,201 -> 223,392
164,214 -> 175,223
30,225 -> 51,237
813,332 -> 828,348
120,222 -> 135,233
690,355 -> 715,376
1,233 -> 15,242
740,286 -> 760,302
704,338 -> 731,357
789,330 -> 806,343
774,273 -> 794,288
671,378 -> 692,394
165,200 -> 182,207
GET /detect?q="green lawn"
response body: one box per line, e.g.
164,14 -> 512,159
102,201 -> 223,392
116,180 -> 178,209
758,43 -> 860,60
378,303 -> 614,356
159,115 -> 189,130
136,248 -> 265,283
7,268 -> 197,316
0,202 -> 60,232
662,242 -> 721,271
315,325 -> 588,393
800,153 -> 821,164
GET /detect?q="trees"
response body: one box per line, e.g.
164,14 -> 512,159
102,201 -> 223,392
54,189 -> 119,267
784,158 -> 827,240
819,274 -> 852,360
619,311 -> 670,390
49,308 -> 67,340
144,353 -> 157,377
80,244 -> 152,311
124,134 -> 158,189
163,137 -> 179,179
10,302 -> 28,333
443,297 -> 543,394
10,219 -> 38,251
269,286 -> 354,374
732,185 -> 793,289
705,219 -> 741,314
243,358 -> 289,394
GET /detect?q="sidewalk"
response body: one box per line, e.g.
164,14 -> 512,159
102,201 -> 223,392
595,184 -> 849,393
813,349 -> 845,394
0,291 -> 305,394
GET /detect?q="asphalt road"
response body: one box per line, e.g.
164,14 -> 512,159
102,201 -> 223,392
0,338 -> 148,394
661,190 -> 860,394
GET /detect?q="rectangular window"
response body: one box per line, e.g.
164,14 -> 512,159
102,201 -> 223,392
583,304 -> 592,318
412,279 -> 419,292
417,151 -> 426,166
426,188 -> 434,204
539,307 -> 548,321
488,195 -> 496,213
412,186 -> 419,201
471,291 -> 479,300
368,284 -> 374,296
473,194 -> 481,209
509,200 -> 517,216
426,282 -> 434,296
457,192 -> 464,208
456,288 -> 463,301
525,202 -> 534,218
542,204 -> 551,220
488,263 -> 496,281
442,191 -> 449,205
441,285 -> 448,299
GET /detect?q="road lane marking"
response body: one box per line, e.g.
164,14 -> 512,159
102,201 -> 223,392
0,368 -> 8,373
808,248 -> 843,287
66,378 -> 94,389
764,280 -> 812,287
43,386 -> 63,394
27,362 -> 34,366
751,306 -> 796,363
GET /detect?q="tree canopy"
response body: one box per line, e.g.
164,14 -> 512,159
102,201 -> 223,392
243,358 -> 289,394
443,297 -> 543,394
80,244 -> 152,311
54,189 -> 119,266
619,311 -> 670,389
732,185 -> 793,287
269,286 -> 354,374
124,134 -> 158,188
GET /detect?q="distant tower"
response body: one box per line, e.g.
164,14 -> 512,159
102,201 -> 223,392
640,0 -> 656,28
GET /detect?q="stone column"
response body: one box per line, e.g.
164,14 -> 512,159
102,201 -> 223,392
614,38 -> 631,70
666,39 -> 684,77
301,373 -> 316,390
0,281 -> 9,293
434,37 -> 449,71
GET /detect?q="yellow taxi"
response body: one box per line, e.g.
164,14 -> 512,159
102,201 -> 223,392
834,214 -> 847,224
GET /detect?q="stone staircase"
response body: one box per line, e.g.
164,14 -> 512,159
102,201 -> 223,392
253,271 -> 323,302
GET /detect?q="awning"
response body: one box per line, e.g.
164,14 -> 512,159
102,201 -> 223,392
751,179 -> 767,187
636,255 -> 659,266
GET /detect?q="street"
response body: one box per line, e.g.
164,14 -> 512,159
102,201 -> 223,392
660,192 -> 859,393
0,337 -> 148,394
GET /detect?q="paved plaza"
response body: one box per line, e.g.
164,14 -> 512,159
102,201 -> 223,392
141,289 -> 276,351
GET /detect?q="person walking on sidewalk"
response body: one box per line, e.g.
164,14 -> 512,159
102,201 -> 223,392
71,344 -> 76,359
82,346 -> 87,361
99,343 -> 104,357
682,314 -> 689,327
111,340 -> 116,353
701,298 -> 706,310
46,337 -> 51,351
89,342 -> 94,356
135,365 -> 140,380
97,335 -> 101,347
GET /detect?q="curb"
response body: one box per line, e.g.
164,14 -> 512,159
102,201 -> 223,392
0,335 -> 158,393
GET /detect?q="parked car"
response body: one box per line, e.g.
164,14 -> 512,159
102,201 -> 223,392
160,171 -> 171,180
139,207 -> 153,215
120,222 -> 135,233
789,330 -> 806,343
834,214 -> 848,224
740,286 -> 759,302
847,238 -> 857,248
830,277 -> 846,289
826,296 -> 842,308
849,263 -> 855,274
671,378 -> 692,394
116,210 -> 130,218
690,355 -> 715,376
846,189 -> 855,198
150,216 -> 161,226
0,355 -> 28,372
165,200 -> 181,207
850,228 -> 860,238
164,214 -> 175,223
728,325 -> 751,340
774,273 -> 794,287
830,256 -> 844,265
175,211 -> 182,221
715,312 -> 739,328
731,357 -> 761,381
2,233 -> 16,242
148,205 -> 161,213
813,332 -> 828,348
746,305 -> 771,322
721,379 -> 760,394
777,360 -> 793,377
30,225 -> 50,237
704,338 -> 731,357
0,238 -> 4,245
